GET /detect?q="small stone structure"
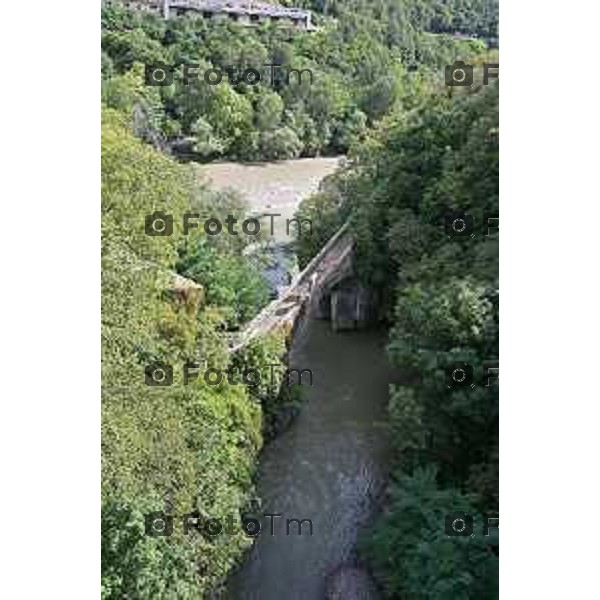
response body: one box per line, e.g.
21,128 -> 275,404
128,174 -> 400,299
329,281 -> 374,332
121,1 -> 316,30
168,272 -> 204,314
228,223 -> 378,353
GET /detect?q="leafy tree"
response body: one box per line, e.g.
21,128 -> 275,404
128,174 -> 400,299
190,117 -> 225,158
101,2 -> 496,161
101,109 -> 287,598
294,185 -> 346,269
330,107 -> 367,152
102,28 -> 165,72
258,126 -> 303,160
362,468 -> 498,600
101,3 -> 499,597
177,238 -> 270,329
254,90 -> 285,131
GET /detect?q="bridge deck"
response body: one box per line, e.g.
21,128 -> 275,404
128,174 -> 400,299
229,224 -> 352,352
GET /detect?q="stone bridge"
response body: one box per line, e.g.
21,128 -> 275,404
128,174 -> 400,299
129,0 -> 315,30
229,224 -> 373,353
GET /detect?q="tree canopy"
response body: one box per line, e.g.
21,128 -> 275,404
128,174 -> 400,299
101,108 -> 291,598
102,1 -> 494,161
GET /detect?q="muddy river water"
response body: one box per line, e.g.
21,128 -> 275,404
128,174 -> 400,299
198,159 -> 392,599
198,157 -> 342,236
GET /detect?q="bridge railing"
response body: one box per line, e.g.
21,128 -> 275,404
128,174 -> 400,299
228,222 -> 352,351
290,222 -> 350,288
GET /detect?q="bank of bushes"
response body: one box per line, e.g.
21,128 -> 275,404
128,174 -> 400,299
101,108 -> 294,597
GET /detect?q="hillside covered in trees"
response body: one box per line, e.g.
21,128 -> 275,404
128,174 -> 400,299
286,0 -> 498,39
102,106 -> 301,596
102,0 -> 495,161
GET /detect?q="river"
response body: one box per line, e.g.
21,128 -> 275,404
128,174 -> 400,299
198,159 -> 392,599
198,157 -> 343,232
198,157 -> 343,295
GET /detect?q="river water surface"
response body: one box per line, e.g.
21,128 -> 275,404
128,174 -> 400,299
199,159 -> 391,599
198,157 -> 342,236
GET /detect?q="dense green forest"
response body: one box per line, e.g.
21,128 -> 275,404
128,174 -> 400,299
286,0 -> 498,39
101,106 -> 302,596
297,78 -> 499,598
102,1 -> 498,598
102,0 -> 494,161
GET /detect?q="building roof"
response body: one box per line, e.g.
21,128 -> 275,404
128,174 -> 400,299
160,0 -> 311,19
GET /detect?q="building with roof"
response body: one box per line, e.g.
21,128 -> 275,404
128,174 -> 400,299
123,1 -> 316,31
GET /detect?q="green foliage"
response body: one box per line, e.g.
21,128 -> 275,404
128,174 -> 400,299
388,278 -> 494,368
101,3 -> 499,597
101,500 -> 199,599
387,386 -> 426,461
294,180 -> 347,269
330,108 -> 368,153
291,0 -> 498,39
190,117 -> 225,157
178,238 -> 270,329
101,2 -> 496,161
102,110 -> 278,598
361,468 -> 498,600
230,333 -> 304,440
254,90 -> 285,131
258,126 -> 304,160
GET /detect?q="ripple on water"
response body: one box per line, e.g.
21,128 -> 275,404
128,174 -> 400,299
229,322 -> 392,600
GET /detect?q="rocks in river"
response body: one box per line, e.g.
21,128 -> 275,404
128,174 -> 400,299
325,565 -> 380,600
